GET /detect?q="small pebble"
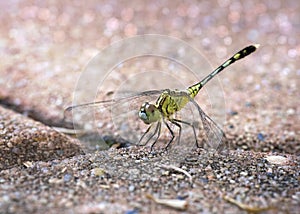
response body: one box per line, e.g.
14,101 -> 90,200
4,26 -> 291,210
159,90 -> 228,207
257,133 -> 265,141
125,209 -> 138,214
240,171 -> 248,176
91,168 -> 106,176
286,108 -> 295,115
265,155 -> 288,165
128,185 -> 135,192
63,174 -> 72,182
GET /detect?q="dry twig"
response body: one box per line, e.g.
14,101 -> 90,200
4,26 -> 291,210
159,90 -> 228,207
157,164 -> 193,184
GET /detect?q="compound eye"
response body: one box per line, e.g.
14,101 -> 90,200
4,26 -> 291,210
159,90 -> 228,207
138,102 -> 149,118
138,111 -> 148,121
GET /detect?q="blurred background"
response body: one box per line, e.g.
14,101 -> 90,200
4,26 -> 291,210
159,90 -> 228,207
0,0 -> 299,137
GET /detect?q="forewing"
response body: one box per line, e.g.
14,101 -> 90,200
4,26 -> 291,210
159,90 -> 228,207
64,90 -> 164,143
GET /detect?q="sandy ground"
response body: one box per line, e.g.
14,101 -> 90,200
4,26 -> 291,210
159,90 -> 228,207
0,0 -> 299,213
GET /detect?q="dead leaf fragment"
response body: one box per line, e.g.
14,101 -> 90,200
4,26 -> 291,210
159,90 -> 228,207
223,195 -> 275,213
146,194 -> 188,210
23,161 -> 33,168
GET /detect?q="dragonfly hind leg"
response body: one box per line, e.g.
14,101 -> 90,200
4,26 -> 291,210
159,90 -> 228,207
163,120 -> 176,151
171,118 -> 199,148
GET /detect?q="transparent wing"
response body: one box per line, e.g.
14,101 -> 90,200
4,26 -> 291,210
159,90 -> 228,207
64,89 -> 165,146
189,98 -> 225,151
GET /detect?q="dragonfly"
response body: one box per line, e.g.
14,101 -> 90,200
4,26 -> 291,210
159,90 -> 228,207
65,44 -> 259,151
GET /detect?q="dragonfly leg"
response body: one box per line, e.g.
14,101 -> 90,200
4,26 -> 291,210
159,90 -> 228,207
139,122 -> 161,147
150,122 -> 161,152
169,120 -> 182,144
172,118 -> 199,148
163,120 -> 176,151
139,124 -> 152,145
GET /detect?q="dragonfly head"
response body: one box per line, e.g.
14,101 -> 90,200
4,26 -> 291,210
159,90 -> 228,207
138,102 -> 161,124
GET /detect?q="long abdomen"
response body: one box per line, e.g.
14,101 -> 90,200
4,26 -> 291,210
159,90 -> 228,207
188,44 -> 259,98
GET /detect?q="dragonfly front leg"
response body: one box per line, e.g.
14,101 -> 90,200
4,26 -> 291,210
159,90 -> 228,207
139,122 -> 161,147
149,122 -> 161,152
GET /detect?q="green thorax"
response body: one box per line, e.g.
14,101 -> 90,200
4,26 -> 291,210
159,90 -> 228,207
155,89 -> 191,118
